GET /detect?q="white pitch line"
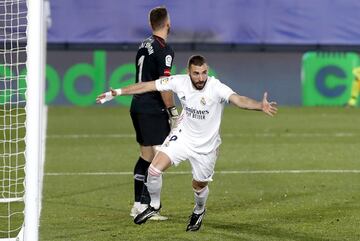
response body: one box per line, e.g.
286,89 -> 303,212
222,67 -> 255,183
46,132 -> 357,139
45,169 -> 360,176
47,134 -> 135,139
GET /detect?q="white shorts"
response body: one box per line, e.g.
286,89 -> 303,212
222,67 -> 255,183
159,130 -> 218,182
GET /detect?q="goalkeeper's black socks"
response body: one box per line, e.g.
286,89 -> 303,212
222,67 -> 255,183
140,170 -> 151,205
134,157 -> 151,202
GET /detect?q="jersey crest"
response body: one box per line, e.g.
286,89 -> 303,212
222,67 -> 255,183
200,97 -> 207,106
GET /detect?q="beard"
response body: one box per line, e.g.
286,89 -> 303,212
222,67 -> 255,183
190,76 -> 207,90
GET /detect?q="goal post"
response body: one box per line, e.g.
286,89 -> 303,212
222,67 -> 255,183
25,0 -> 46,240
0,0 -> 46,240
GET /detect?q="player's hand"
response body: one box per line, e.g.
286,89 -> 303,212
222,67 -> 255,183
96,88 -> 118,104
167,106 -> 179,129
261,92 -> 277,116
170,115 -> 179,129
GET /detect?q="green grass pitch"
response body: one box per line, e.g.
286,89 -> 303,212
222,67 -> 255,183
39,106 -> 360,241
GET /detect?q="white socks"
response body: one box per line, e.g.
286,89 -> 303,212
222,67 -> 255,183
146,164 -> 209,214
134,201 -> 141,209
193,186 -> 209,214
147,164 -> 162,210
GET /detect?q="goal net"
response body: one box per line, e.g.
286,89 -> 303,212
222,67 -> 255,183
1,0 -> 46,240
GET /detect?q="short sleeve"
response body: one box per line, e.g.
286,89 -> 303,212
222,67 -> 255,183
216,81 -> 236,103
155,76 -> 177,92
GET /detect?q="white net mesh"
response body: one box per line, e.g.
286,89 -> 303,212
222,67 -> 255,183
0,0 -> 27,239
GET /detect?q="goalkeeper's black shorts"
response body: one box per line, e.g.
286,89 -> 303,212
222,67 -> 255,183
130,112 -> 170,146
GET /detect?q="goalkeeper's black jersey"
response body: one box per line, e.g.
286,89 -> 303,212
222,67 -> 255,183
130,35 -> 174,114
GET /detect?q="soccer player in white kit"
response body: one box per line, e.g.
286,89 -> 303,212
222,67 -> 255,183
96,55 -> 277,231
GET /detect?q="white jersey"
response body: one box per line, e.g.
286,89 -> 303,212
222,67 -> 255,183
155,75 -> 235,153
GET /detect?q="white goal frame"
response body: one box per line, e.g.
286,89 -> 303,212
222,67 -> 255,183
0,0 -> 49,241
24,0 -> 46,240
1,0 -> 46,239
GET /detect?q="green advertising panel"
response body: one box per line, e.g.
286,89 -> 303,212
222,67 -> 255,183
302,52 -> 359,106
0,51 -> 219,106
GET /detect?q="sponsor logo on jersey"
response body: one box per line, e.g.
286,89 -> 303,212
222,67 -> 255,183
185,106 -> 209,120
165,55 -> 172,67
164,68 -> 171,76
200,97 -> 206,106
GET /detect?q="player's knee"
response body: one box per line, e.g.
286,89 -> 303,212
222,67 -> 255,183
153,145 -> 161,154
140,146 -> 155,161
140,153 -> 154,161
192,180 -> 208,192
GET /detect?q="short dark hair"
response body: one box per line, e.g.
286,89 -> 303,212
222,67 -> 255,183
187,55 -> 207,69
149,6 -> 168,31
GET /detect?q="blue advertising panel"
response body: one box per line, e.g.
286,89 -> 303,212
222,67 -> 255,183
44,0 -> 360,44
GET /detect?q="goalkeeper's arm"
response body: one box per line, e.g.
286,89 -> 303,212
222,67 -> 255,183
160,88 -> 179,129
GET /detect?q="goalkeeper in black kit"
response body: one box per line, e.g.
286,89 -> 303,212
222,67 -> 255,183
128,6 -> 177,220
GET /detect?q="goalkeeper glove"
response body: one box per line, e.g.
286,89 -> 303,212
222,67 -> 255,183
167,106 -> 179,129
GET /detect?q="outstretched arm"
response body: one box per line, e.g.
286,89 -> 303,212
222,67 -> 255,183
229,92 -> 277,116
96,81 -> 157,104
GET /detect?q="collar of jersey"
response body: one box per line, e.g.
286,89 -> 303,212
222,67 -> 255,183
153,35 -> 166,46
